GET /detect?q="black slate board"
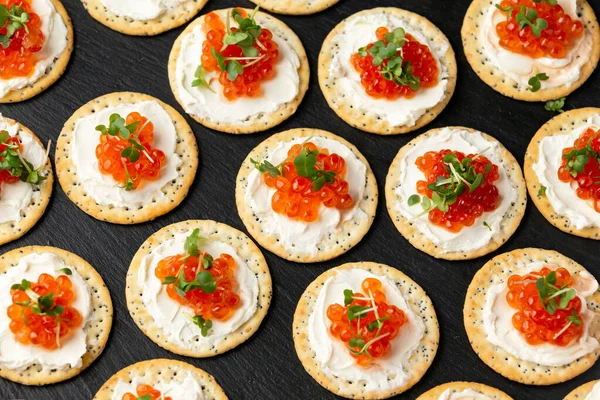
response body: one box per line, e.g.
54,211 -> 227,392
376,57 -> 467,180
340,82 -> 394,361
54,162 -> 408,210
1,0 -> 599,398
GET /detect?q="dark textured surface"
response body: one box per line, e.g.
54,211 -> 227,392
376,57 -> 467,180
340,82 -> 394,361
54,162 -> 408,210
0,0 -> 599,398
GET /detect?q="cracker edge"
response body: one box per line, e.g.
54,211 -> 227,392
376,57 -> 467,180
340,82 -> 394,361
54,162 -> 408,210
167,8 -> 310,134
292,262 -> 439,399
415,381 -> 514,400
80,0 -> 208,36
125,219 -> 272,358
250,0 -> 341,15
0,118 -> 53,246
54,91 -> 199,225
0,245 -> 113,386
235,128 -> 378,263
563,379 -> 600,400
524,107 -> 600,239
384,126 -> 527,260
463,248 -> 600,385
92,358 -> 228,400
317,7 -> 458,135
461,0 -> 600,102
0,0 -> 74,103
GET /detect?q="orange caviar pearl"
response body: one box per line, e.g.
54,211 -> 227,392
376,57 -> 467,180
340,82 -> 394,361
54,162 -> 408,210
351,27 -> 439,100
415,150 -> 500,232
154,252 -> 241,323
0,0 -> 45,80
495,0 -> 584,59
0,135 -> 23,199
121,384 -> 172,400
557,127 -> 600,211
7,273 -> 82,350
506,267 -> 583,346
200,12 -> 279,100
95,112 -> 166,190
265,142 -> 355,222
326,278 -> 406,365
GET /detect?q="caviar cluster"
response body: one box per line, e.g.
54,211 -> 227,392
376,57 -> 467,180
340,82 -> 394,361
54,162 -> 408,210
0,0 -> 45,79
201,10 -> 279,100
506,267 -> 583,346
558,127 -> 600,212
265,142 -> 354,222
0,134 -> 21,194
95,112 -> 166,190
326,278 -> 406,366
350,27 -> 439,100
8,274 -> 82,350
122,384 -> 172,400
155,252 -> 241,321
415,150 -> 500,232
495,0 -> 584,58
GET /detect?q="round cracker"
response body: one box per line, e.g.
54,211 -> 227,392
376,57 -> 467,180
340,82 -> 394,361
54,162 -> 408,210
318,7 -> 457,135
293,262 -> 439,399
524,107 -> 600,239
416,381 -> 513,400
55,91 -> 198,225
250,0 -> 340,15
462,0 -> 600,102
168,8 -> 309,134
0,118 -> 53,246
0,246 -> 113,385
563,379 -> 600,400
93,358 -> 227,400
0,0 -> 73,103
464,248 -> 600,385
80,0 -> 208,36
126,219 -> 272,357
235,128 -> 378,263
385,126 -> 527,260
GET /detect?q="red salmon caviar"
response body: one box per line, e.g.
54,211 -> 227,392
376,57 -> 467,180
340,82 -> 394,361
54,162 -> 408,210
201,10 -> 279,100
95,112 -> 167,190
557,127 -> 600,212
0,0 -> 45,79
264,142 -> 354,222
0,134 -> 22,197
122,384 -> 172,400
495,0 -> 584,59
506,266 -> 583,346
154,252 -> 241,322
8,273 -> 82,350
415,150 -> 500,232
350,27 -> 439,100
327,278 -> 406,366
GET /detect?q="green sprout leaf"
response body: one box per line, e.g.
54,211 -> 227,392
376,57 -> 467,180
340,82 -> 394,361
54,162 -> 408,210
343,289 -> 353,306
528,72 -> 549,92
544,97 -> 566,113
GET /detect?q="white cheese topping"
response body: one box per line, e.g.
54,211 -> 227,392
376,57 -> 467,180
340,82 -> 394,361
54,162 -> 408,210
394,127 -> 517,253
533,115 -> 600,229
480,0 -> 592,89
0,117 -> 46,224
138,232 -> 259,350
111,372 -> 205,400
175,16 -> 300,124
307,269 -> 425,392
70,100 -> 181,208
585,381 -> 600,400
100,0 -> 185,20
244,137 -> 367,256
0,0 -> 68,97
483,262 -> 599,367
438,389 -> 492,400
0,253 -> 91,371
328,13 -> 449,128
